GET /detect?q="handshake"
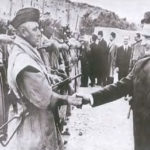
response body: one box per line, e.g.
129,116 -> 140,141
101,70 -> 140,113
67,93 -> 93,108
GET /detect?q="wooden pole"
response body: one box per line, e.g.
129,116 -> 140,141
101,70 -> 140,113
55,1 -> 58,19
30,0 -> 33,6
75,14 -> 79,31
67,2 -> 70,25
42,0 -> 45,15
9,0 -> 13,18
21,0 -> 24,8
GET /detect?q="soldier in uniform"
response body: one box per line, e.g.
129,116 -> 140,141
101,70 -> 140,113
129,33 -> 145,71
7,7 -> 82,150
77,12 -> 150,150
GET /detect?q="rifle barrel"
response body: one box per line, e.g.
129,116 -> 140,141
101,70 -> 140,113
52,73 -> 82,89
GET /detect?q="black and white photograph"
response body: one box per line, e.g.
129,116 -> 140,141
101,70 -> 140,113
0,0 -> 150,150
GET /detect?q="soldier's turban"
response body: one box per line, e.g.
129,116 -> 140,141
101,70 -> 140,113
10,7 -> 40,29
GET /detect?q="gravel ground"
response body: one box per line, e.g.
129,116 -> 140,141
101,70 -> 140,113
64,87 -> 134,150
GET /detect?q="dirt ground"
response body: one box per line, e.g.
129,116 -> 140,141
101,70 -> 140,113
0,87 -> 134,150
62,87 -> 134,150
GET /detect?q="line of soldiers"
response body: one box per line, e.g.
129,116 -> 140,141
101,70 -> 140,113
0,7 -> 85,150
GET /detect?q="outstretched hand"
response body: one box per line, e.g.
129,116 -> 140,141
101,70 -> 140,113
67,96 -> 82,107
75,93 -> 93,106
67,93 -> 93,109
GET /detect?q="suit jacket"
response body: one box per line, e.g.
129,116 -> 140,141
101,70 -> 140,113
97,39 -> 108,74
80,41 -> 90,73
90,42 -> 98,74
116,45 -> 132,74
91,56 -> 150,150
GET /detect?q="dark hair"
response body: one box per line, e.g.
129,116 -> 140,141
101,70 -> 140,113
92,34 -> 97,41
136,33 -> 141,38
111,32 -> 116,38
141,11 -> 150,24
98,31 -> 103,36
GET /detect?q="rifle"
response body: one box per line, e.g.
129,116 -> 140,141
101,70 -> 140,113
52,73 -> 82,90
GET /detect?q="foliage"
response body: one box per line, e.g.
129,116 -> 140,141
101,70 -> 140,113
79,10 -> 137,35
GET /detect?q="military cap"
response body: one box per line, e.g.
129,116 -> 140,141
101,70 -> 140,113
11,7 -> 40,29
141,11 -> 150,24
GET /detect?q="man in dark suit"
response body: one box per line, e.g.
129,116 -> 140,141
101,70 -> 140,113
96,31 -> 108,86
76,12 -> 150,150
89,34 -> 98,86
116,36 -> 132,79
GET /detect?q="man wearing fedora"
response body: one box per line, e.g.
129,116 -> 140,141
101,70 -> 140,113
77,11 -> 150,150
96,31 -> 108,86
7,7 -> 82,150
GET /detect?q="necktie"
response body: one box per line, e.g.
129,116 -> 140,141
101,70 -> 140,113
124,46 -> 128,52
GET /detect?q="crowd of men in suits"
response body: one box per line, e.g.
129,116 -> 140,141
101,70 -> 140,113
80,30 -> 145,88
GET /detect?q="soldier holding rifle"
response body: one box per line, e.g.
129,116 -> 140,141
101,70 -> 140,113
5,7 -> 82,150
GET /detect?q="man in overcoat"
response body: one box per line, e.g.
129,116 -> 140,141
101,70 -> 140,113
96,31 -> 108,86
77,12 -> 150,150
89,34 -> 98,86
116,36 -> 132,79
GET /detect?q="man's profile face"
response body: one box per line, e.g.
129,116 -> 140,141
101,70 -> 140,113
141,36 -> 150,54
134,35 -> 139,42
98,35 -> 102,41
110,35 -> 114,42
141,24 -> 150,54
20,22 -> 41,47
141,24 -> 150,44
